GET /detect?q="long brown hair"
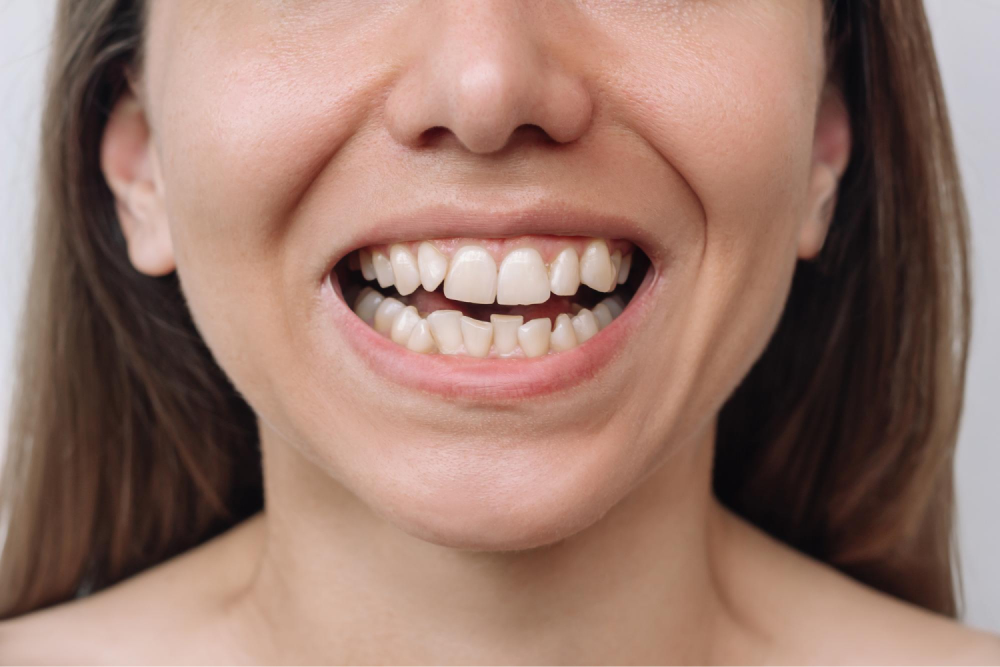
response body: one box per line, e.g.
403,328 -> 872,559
0,0 -> 971,619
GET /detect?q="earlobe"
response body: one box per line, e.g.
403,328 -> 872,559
100,87 -> 175,276
797,83 -> 852,260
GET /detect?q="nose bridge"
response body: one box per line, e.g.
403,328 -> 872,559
385,0 -> 593,155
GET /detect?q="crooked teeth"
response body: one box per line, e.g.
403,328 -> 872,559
490,314 -> 523,355
390,305 -> 422,345
550,313 -> 578,352
417,242 -> 448,292
389,244 -> 421,296
461,316 -> 493,357
444,246 -> 498,305
426,310 -> 464,354
548,247 -> 581,297
571,308 -> 600,343
517,318 -> 552,357
406,319 -> 437,354
497,248 -> 550,306
579,240 -> 616,292
373,297 -> 405,334
371,250 -> 395,289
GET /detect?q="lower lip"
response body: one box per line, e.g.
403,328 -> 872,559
320,269 -> 658,401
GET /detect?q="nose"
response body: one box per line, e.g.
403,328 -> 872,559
384,1 -> 594,155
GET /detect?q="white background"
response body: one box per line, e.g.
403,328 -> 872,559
1,0 -> 996,632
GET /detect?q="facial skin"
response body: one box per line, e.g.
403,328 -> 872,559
95,0 -> 864,662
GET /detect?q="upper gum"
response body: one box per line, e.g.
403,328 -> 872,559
363,236 -> 634,264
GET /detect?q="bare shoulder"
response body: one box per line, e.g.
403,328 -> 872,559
0,513 -> 264,665
716,507 -> 1000,665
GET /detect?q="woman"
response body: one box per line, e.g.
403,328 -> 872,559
0,0 -> 997,662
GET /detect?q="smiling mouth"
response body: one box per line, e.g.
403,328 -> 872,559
331,235 -> 650,358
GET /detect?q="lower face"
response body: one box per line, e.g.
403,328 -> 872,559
143,0 -> 826,548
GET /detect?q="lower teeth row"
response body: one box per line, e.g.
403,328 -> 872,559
352,287 -> 626,358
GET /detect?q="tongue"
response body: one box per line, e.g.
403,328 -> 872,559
406,288 -> 576,321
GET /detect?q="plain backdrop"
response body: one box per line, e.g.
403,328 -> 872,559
1,0 -> 997,632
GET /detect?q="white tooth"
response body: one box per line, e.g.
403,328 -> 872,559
610,251 -> 622,282
591,303 -> 613,330
490,314 -> 523,355
390,305 -> 421,345
444,246 -> 497,304
460,316 -> 493,358
353,287 -> 384,326
548,247 -> 581,296
406,319 -> 437,354
517,318 -> 551,358
579,239 -> 616,292
389,244 -> 421,296
497,248 -> 550,306
426,310 -> 464,354
371,250 -> 395,289
550,313 -> 578,352
373,297 -> 405,335
360,249 -> 377,281
617,252 -> 632,285
571,308 -> 600,343
348,252 -> 361,271
417,242 -> 448,292
605,295 -> 625,318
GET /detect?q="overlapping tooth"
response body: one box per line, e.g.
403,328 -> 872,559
444,246 -> 497,305
373,297 -> 405,335
390,305 -> 421,344
418,242 -> 448,292
497,248 -> 550,305
548,247 -> 581,297
353,287 -> 384,326
579,240 -> 616,292
389,244 -> 421,296
591,302 -> 613,330
461,316 -> 493,357
371,250 -> 395,289
571,308 -> 599,343
550,313 -> 578,352
616,253 -> 632,285
427,310 -> 464,354
518,318 -> 552,357
490,315 -> 523,355
406,319 -> 437,354
360,249 -> 377,281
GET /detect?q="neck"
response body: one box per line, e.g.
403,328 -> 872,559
238,420 -> 737,664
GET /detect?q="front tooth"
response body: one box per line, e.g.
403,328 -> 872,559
490,314 -> 523,355
550,313 -> 578,352
426,310 -> 464,354
406,319 -> 437,354
389,244 -> 421,296
373,297 -> 405,335
497,248 -> 550,305
571,308 -> 600,343
360,249 -> 377,281
591,302 -> 613,330
417,242 -> 448,292
371,250 -> 395,289
617,252 -> 632,285
461,316 -> 493,357
390,305 -> 421,344
548,247 -> 581,296
579,240 -> 616,292
444,246 -> 497,304
353,287 -> 384,325
517,318 -> 551,357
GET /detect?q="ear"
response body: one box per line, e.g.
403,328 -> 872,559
100,83 -> 175,276
797,83 -> 852,260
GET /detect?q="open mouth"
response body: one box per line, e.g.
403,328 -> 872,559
330,236 -> 650,358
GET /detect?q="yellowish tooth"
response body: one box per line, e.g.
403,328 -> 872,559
610,251 -> 622,282
417,242 -> 448,292
353,287 -> 384,326
426,310 -> 464,354
571,308 -> 600,343
490,314 -> 523,355
389,244 -> 421,296
592,302 -> 613,330
373,297 -> 405,335
579,239 -> 616,292
497,248 -> 550,305
548,247 -> 581,296
444,245 -> 497,304
550,313 -> 578,352
617,252 -> 632,285
605,295 -> 625,318
390,305 -> 421,345
406,319 -> 437,354
360,249 -> 377,281
461,316 -> 493,357
372,250 -> 395,289
517,318 -> 551,358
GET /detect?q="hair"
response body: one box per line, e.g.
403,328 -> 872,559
0,0 -> 970,620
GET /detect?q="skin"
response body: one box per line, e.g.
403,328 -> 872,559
2,0 -> 999,663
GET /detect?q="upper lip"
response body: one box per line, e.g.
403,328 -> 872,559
323,201 -> 663,282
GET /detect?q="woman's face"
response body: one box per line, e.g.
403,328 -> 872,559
106,0 -> 848,548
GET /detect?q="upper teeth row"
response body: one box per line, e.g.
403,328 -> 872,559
349,239 -> 632,305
